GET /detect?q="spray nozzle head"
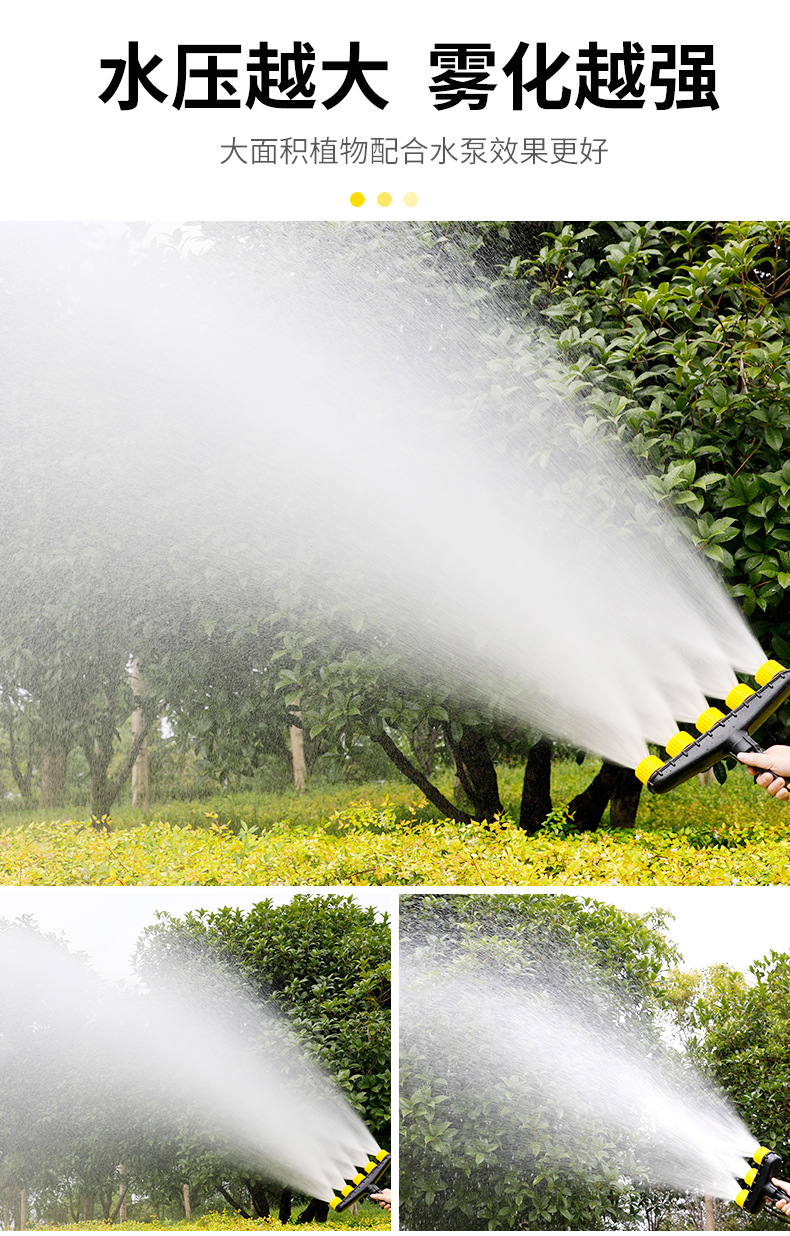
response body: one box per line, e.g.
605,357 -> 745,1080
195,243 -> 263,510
636,661 -> 790,793
329,1149 -> 391,1212
735,1146 -> 790,1216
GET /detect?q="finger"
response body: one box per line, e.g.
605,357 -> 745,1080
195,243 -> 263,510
756,771 -> 776,788
738,751 -> 772,768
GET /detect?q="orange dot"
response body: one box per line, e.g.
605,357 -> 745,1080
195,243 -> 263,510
350,192 -> 365,207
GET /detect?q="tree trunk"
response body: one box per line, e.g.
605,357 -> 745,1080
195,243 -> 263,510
704,1195 -> 715,1230
445,725 -> 503,821
119,1165 -> 128,1222
289,707 -> 307,792
410,722 -> 441,778
183,1183 -> 191,1222
298,1198 -> 329,1223
519,738 -> 553,833
131,658 -> 149,810
452,758 -> 468,809
609,766 -> 642,828
41,741 -> 67,808
246,1180 -> 270,1218
279,1189 -> 292,1224
19,1187 -> 27,1232
86,686 -> 153,821
566,761 -> 621,832
4,710 -> 34,804
566,762 -> 642,832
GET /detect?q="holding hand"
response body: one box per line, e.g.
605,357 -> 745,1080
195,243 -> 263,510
774,1178 -> 790,1215
737,747 -> 790,801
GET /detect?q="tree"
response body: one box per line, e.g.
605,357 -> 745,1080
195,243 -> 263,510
0,224 -> 296,819
0,898 -> 391,1229
670,953 -> 790,1216
507,222 -> 790,646
465,221 -> 790,826
400,893 -> 682,1231
0,916 -> 132,1225
133,893 -> 391,1221
234,221 -> 790,831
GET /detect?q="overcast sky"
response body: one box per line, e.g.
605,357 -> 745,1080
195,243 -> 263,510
1,885 -> 786,986
568,886 -> 790,975
0,887 -> 395,984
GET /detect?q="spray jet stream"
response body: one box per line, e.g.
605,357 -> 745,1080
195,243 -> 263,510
635,659 -> 790,793
0,222 -> 769,774
402,944 -> 756,1209
736,1146 -> 790,1220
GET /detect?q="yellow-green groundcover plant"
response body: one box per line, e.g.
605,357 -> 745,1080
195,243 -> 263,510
2,797 -> 789,885
31,1208 -> 390,1231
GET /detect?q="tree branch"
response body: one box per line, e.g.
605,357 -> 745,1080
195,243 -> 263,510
373,730 -> 472,824
217,1184 -> 250,1219
106,713 -> 154,807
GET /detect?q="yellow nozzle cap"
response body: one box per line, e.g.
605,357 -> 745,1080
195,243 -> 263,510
340,1185 -> 353,1198
635,755 -> 665,785
754,1146 -> 772,1164
735,1189 -> 748,1208
376,1149 -> 389,1162
364,1161 -> 376,1174
329,1198 -> 340,1210
665,730 -> 695,758
352,1173 -> 364,1185
726,683 -> 755,710
756,660 -> 786,686
745,1168 -> 758,1185
696,707 -> 726,733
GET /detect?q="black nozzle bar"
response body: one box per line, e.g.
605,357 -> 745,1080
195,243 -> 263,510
330,1151 -> 391,1212
644,668 -> 790,794
737,1147 -> 790,1219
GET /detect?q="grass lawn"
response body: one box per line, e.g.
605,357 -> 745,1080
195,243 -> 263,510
0,760 -> 787,886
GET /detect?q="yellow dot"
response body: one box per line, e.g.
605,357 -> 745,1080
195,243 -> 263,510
403,192 -> 418,207
350,192 -> 365,207
377,192 -> 392,207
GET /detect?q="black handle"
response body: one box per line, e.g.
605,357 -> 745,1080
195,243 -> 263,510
733,733 -> 788,792
766,1181 -> 790,1219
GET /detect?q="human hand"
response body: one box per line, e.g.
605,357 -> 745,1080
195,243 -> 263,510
774,1177 -> 790,1214
737,747 -> 790,801
370,1189 -> 391,1212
